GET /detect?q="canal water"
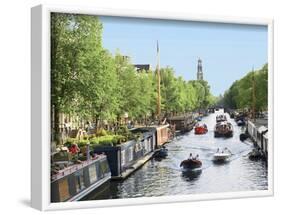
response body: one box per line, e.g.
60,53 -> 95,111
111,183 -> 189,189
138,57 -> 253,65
83,110 -> 268,200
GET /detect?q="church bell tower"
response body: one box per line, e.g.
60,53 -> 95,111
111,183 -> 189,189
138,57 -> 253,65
197,58 -> 203,80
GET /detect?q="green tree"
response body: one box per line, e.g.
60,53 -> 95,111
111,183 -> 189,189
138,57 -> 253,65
221,64 -> 268,112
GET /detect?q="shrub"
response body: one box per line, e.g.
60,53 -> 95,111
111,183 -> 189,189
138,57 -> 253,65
88,134 -> 130,148
90,138 -> 99,145
96,129 -> 107,137
64,138 -> 77,147
77,139 -> 89,148
83,135 -> 89,140
88,134 -> 96,139
99,139 -> 113,146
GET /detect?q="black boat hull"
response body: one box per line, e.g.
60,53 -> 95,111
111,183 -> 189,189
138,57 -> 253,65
180,159 -> 202,169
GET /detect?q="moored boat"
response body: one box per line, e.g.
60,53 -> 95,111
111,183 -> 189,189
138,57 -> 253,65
194,123 -> 208,135
168,114 -> 195,133
248,148 -> 265,160
214,121 -> 233,138
154,146 -> 168,158
240,133 -> 249,141
51,154 -> 111,202
237,119 -> 246,126
216,114 -> 227,123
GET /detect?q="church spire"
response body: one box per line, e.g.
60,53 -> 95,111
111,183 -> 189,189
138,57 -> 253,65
197,58 -> 203,80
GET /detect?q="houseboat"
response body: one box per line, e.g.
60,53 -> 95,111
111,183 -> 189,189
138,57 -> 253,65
168,114 -> 195,133
247,120 -> 268,159
216,114 -> 227,123
155,124 -> 170,146
93,127 -> 161,179
51,154 -> 111,202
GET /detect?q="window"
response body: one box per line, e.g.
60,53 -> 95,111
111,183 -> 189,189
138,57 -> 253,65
128,147 -> 133,161
74,170 -> 85,192
58,178 -> 70,201
121,150 -> 126,166
88,164 -> 97,184
100,160 -> 110,175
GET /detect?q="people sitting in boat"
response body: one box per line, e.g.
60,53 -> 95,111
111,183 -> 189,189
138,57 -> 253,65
193,154 -> 199,160
203,124 -> 207,129
224,147 -> 231,154
188,153 -> 193,160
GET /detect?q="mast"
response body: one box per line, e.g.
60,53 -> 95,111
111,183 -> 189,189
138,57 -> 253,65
252,67 -> 256,122
156,41 -> 161,119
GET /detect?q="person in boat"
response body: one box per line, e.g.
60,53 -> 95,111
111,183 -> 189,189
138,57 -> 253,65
193,154 -> 199,160
188,153 -> 193,160
216,148 -> 220,153
203,124 -> 207,129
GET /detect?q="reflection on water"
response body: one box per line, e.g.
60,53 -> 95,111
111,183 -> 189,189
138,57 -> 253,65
82,110 -> 268,200
181,169 -> 202,181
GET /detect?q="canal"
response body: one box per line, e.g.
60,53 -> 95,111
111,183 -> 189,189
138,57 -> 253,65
83,110 -> 268,200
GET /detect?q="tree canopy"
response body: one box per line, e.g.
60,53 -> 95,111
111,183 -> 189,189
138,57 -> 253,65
221,64 -> 268,111
51,13 -> 216,143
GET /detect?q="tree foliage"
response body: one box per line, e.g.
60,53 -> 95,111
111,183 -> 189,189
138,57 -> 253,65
51,13 -> 216,143
221,64 -> 268,111
160,68 -> 214,115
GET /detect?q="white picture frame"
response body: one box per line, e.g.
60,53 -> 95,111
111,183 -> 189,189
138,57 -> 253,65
31,4 -> 274,211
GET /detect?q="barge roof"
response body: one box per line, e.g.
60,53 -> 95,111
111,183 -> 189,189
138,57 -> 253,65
51,154 -> 107,182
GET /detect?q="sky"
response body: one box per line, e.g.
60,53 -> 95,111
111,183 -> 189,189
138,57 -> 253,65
99,16 -> 268,96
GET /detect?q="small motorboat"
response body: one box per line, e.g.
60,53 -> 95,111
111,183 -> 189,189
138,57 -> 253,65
180,158 -> 202,170
248,148 -> 264,160
216,114 -> 227,123
237,119 -> 246,126
194,123 -> 208,135
239,133 -> 249,141
214,122 -> 233,138
213,148 -> 232,162
154,146 -> 168,158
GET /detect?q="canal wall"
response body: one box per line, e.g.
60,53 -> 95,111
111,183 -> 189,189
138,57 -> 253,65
247,120 -> 268,156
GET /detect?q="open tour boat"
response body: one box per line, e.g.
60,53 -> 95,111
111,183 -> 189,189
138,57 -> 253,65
194,123 -> 208,135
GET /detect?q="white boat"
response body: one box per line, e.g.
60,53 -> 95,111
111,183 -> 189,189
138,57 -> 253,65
213,148 -> 232,162
213,152 -> 231,161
